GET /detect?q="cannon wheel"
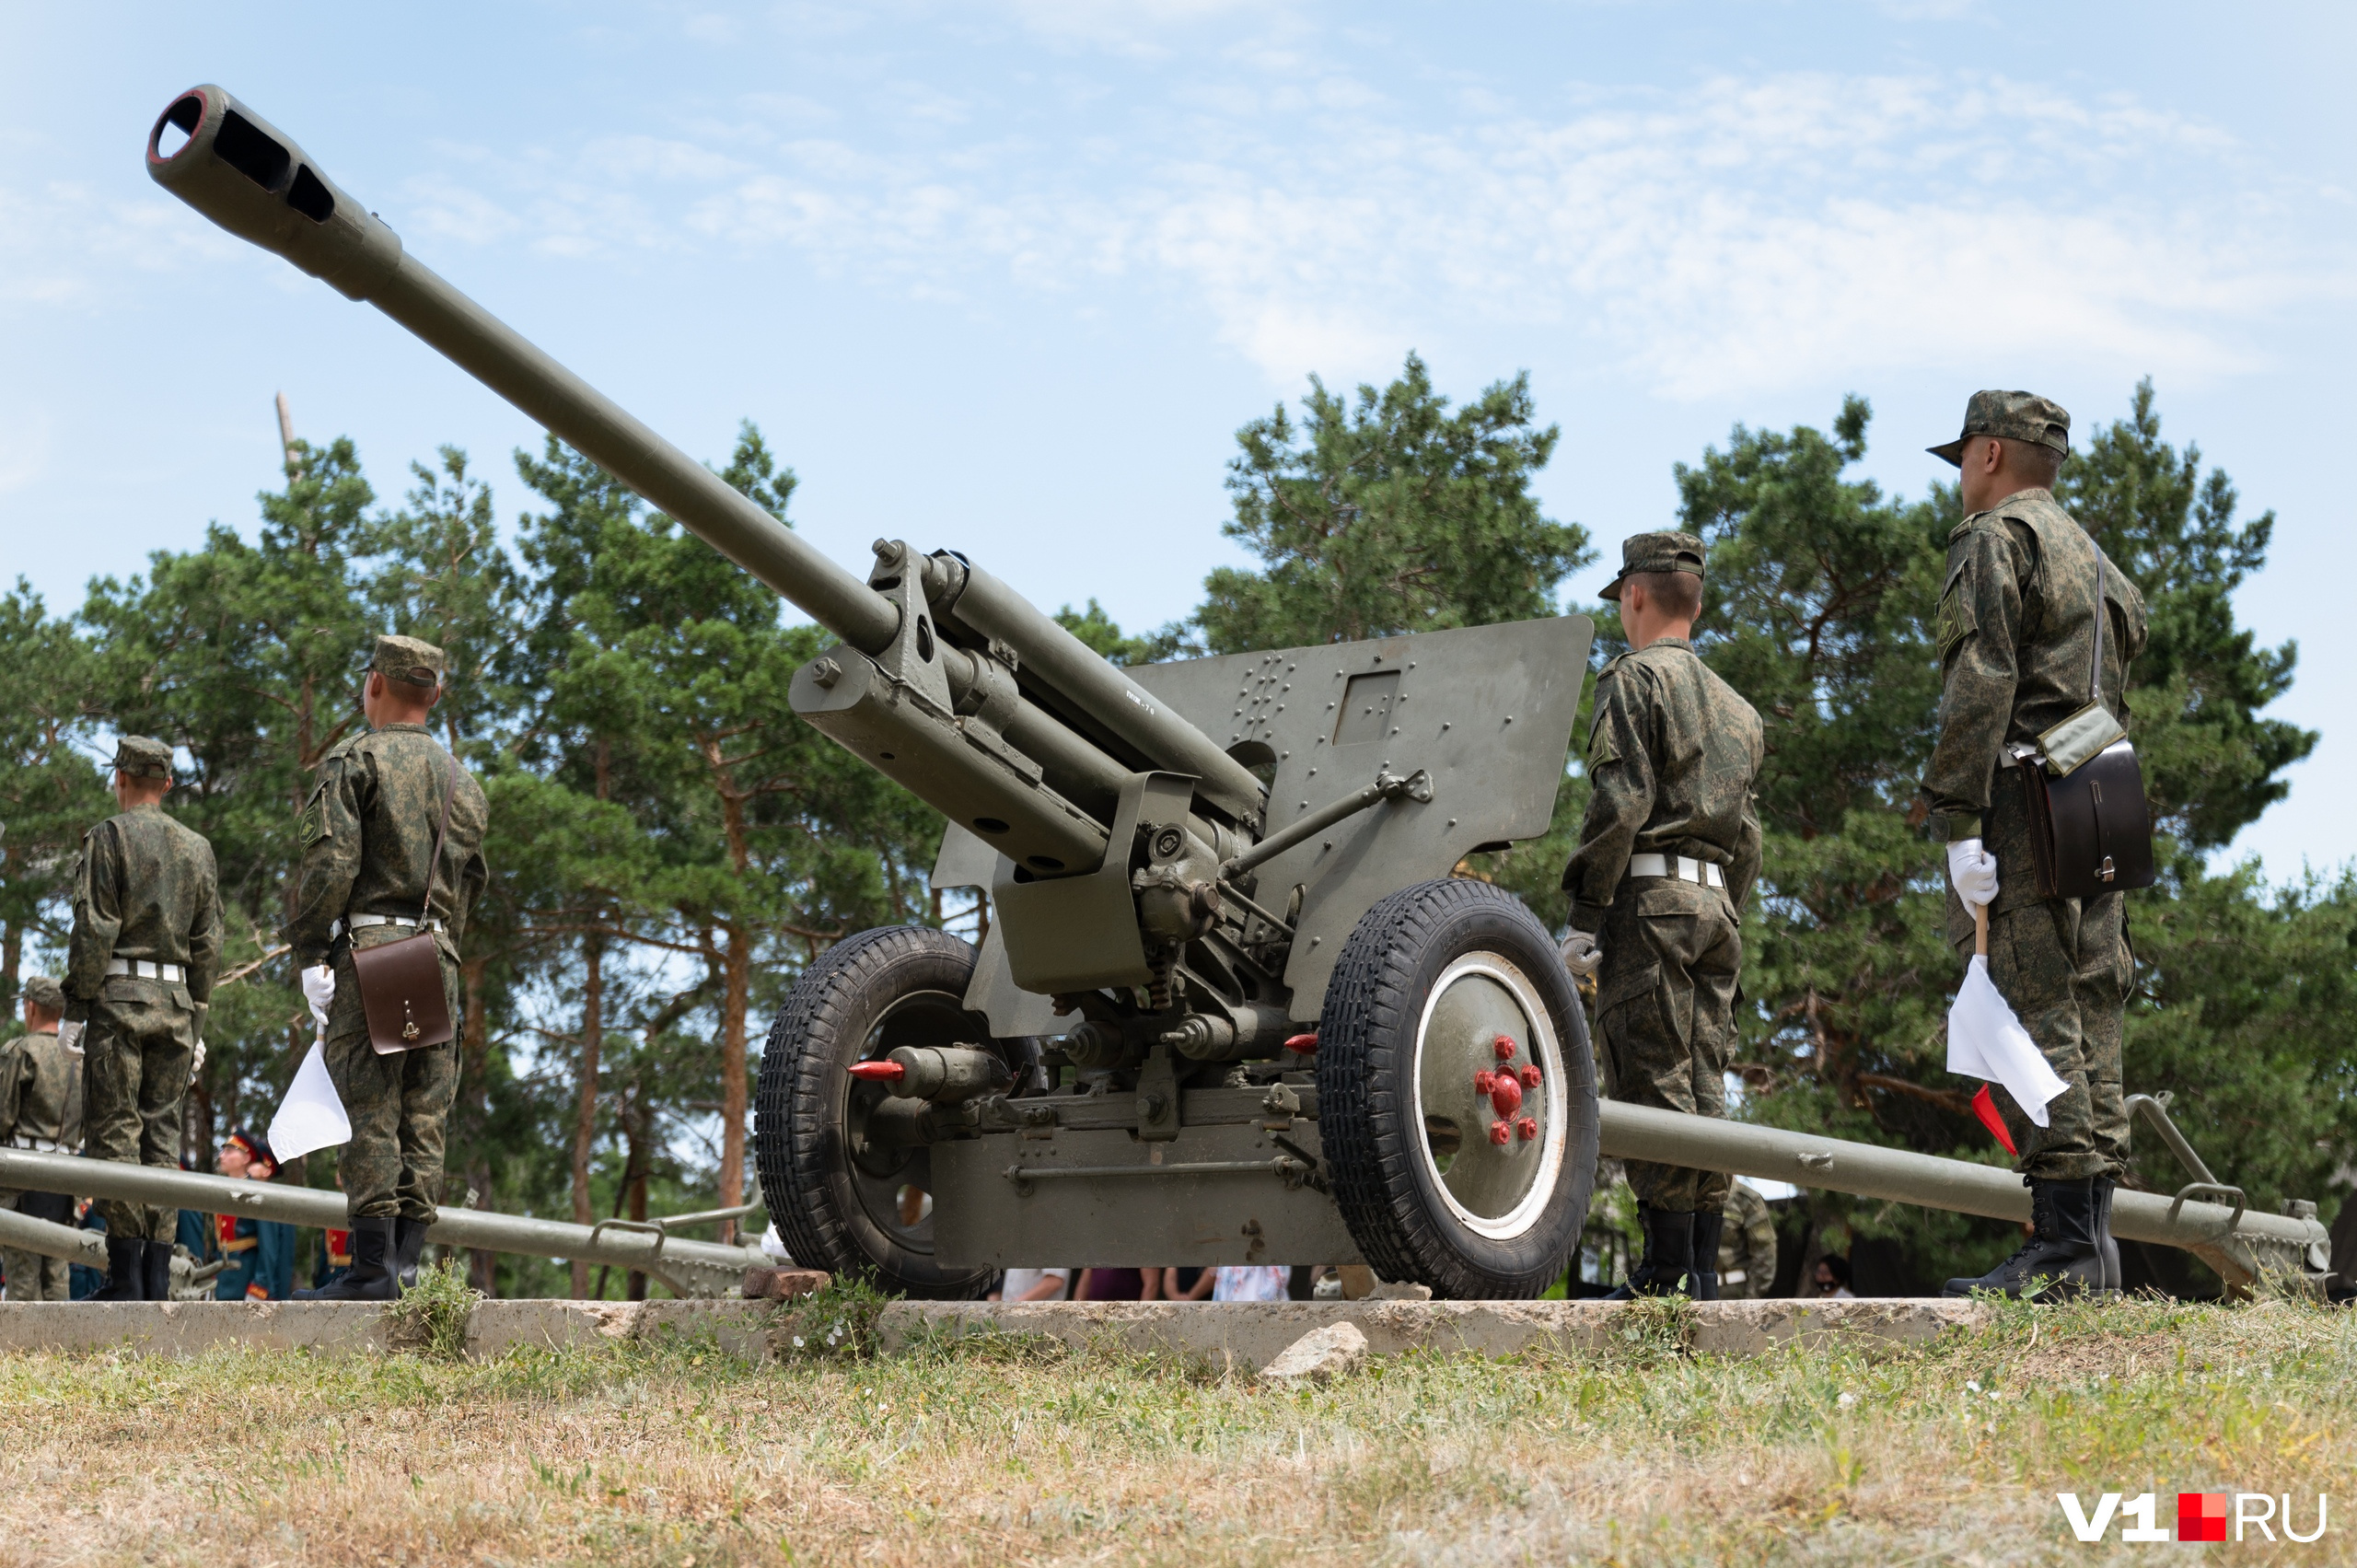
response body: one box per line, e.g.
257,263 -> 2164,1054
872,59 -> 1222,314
754,925 -> 996,1299
1316,878 -> 1598,1298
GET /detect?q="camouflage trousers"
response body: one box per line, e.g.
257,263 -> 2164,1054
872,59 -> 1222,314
2,1191 -> 74,1300
83,986 -> 198,1242
1594,886 -> 1742,1214
322,943 -> 463,1222
1949,888 -> 2130,1182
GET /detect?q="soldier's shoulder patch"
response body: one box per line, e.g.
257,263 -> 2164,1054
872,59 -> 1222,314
1934,556 -> 1976,662
1586,723 -> 1620,770
296,780 -> 332,849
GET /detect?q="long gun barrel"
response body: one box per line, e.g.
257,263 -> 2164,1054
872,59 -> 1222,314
0,1146 -> 768,1295
145,86 -> 1264,879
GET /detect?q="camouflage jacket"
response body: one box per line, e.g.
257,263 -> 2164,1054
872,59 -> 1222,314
1924,488 -> 2149,841
1561,637 -> 1764,933
282,724 -> 489,966
63,803 -> 223,1011
0,1028 -> 83,1151
1716,1179 -> 1780,1295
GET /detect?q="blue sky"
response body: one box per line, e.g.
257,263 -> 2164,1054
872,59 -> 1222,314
5,2 -> 2352,881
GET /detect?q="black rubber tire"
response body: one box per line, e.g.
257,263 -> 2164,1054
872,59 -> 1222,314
1315,878 -> 1598,1298
753,924 -> 995,1299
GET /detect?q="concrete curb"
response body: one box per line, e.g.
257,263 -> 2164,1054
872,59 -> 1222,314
0,1296 -> 1989,1366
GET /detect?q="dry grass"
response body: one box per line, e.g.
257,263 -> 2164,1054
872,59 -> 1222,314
0,1294 -> 2351,1566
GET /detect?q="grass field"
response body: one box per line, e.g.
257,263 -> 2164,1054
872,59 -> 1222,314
0,1291 -> 2349,1567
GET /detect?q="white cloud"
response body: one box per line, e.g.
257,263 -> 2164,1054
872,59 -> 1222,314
184,59 -> 2351,399
0,178 -> 246,311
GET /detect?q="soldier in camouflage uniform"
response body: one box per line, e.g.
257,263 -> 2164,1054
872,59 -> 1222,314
0,975 -> 85,1300
287,635 -> 488,1301
1714,1178 -> 1781,1301
64,736 -> 222,1300
1559,531 -> 1764,1298
1924,391 -> 2146,1300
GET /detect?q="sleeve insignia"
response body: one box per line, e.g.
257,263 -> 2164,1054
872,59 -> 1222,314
1933,558 -> 1976,663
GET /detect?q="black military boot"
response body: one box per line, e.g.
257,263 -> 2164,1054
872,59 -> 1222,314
295,1217 -> 398,1302
140,1237 -> 173,1303
2092,1177 -> 2122,1295
1605,1205 -> 1697,1299
89,1236 -> 146,1301
1689,1209 -> 1725,1301
1942,1178 -> 2105,1300
391,1215 -> 430,1293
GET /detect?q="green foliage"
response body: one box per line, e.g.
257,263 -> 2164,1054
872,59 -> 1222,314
384,1258 -> 485,1360
2055,377 -> 2316,850
1197,352 -> 1591,653
0,582 -> 110,1013
1052,599 -> 1178,668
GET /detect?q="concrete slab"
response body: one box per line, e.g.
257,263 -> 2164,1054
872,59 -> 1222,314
0,1296 -> 1988,1366
0,1300 -> 396,1357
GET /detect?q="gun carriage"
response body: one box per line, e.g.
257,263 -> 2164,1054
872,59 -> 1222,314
140,87 -> 2331,1302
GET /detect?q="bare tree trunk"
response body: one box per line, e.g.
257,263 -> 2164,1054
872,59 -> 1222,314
570,937 -> 604,1297
624,1090 -> 650,1301
2,908 -> 20,1012
719,921 -> 749,1244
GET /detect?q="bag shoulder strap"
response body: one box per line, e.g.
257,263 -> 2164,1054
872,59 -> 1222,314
419,745 -> 459,927
2089,549 -> 2107,708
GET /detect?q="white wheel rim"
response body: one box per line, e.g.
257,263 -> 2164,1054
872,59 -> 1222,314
1408,952 -> 1566,1241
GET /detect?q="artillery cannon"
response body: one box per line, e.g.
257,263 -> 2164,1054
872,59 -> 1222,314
145,87 -> 2333,1303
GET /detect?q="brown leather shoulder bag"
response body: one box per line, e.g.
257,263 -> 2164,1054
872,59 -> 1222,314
351,747 -> 459,1054
2014,553 -> 2158,900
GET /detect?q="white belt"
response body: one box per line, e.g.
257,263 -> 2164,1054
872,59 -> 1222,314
1627,854 -> 1724,889
333,914 -> 444,938
104,958 -> 185,982
6,1134 -> 73,1154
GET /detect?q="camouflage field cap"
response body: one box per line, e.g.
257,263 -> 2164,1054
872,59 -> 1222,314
370,633 -> 446,690
21,975 -> 64,1012
1927,389 -> 2072,468
112,736 -> 175,781
1598,529 -> 1706,603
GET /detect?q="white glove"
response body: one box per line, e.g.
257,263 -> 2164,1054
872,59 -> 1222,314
191,1039 -> 205,1084
1559,930 -> 1603,979
1947,838 -> 1999,910
56,1020 -> 86,1055
301,964 -> 335,1032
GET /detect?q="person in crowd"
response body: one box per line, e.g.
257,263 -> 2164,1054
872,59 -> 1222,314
1211,1264 -> 1291,1302
210,1131 -> 296,1300
991,1266 -> 1070,1303
68,1197 -> 109,1301
1715,1179 -> 1781,1300
1073,1266 -> 1162,1300
1811,1253 -> 1856,1299
0,975 -> 84,1300
1163,1267 -> 1214,1301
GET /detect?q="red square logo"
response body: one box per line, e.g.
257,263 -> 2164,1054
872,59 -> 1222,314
2177,1493 -> 2228,1542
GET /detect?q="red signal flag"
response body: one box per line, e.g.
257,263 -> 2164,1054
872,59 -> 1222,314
1969,1084 -> 2017,1156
